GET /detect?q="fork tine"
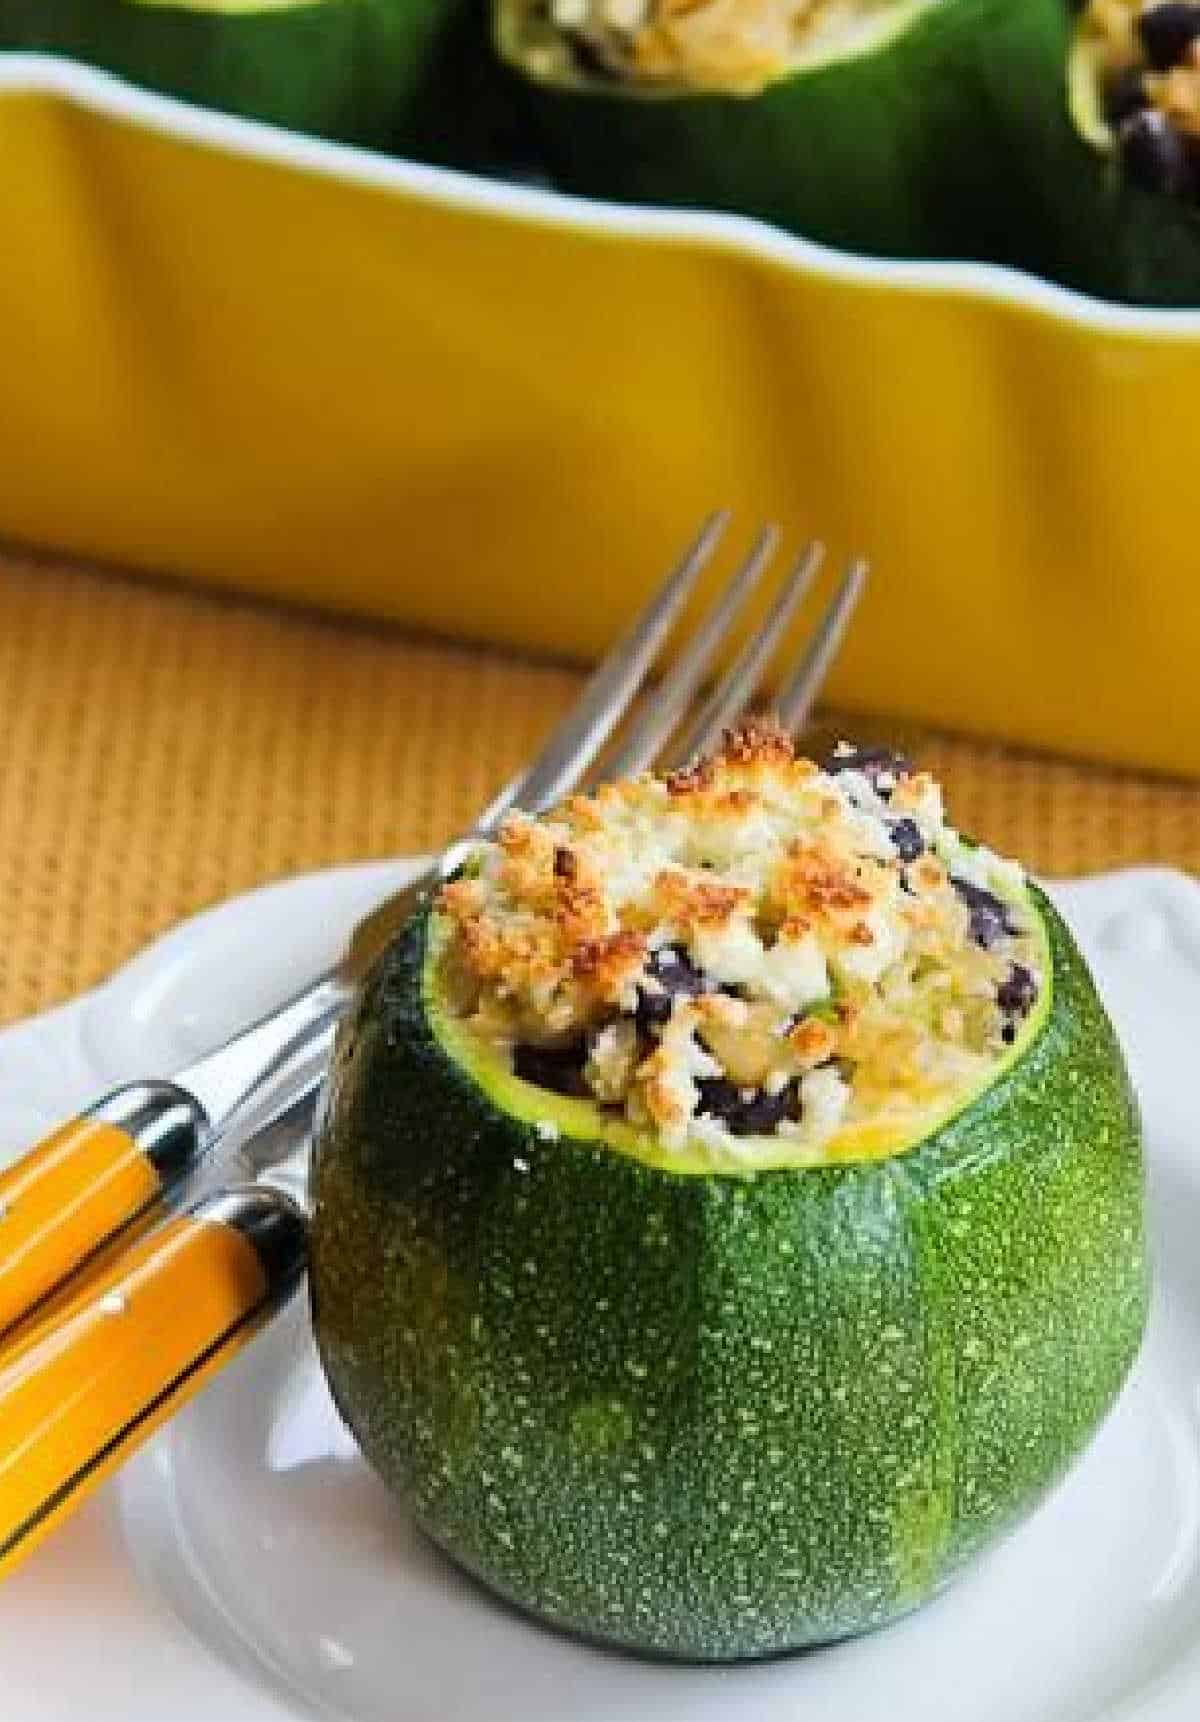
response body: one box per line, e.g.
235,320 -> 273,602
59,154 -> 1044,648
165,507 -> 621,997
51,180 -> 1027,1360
600,524 -> 780,783
774,557 -> 870,736
663,540 -> 825,770
475,511 -> 730,829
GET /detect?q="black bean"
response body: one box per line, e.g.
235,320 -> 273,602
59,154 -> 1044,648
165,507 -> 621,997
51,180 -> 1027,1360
888,817 -> 925,862
566,29 -> 622,80
1119,109 -> 1195,197
1001,1021 -> 1017,1046
632,944 -> 711,1031
823,744 -> 912,801
514,1039 -> 589,1097
697,1077 -> 800,1137
1105,65 -> 1150,126
997,962 -> 1038,1017
1138,2 -> 1200,69
951,877 -> 1017,949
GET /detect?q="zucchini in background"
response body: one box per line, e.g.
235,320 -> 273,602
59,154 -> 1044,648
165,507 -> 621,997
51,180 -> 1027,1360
494,0 -> 1077,263
0,0 -> 517,165
962,0 -> 1200,305
1060,0 -> 1200,304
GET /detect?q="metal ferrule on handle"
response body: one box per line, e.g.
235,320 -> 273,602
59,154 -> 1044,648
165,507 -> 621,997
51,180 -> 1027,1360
0,1081 -> 209,1337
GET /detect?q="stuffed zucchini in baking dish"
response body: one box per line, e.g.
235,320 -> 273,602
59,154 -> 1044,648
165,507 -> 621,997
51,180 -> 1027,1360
0,0 -> 511,163
1061,0 -> 1200,302
494,0 -> 1070,260
310,726 -> 1147,1661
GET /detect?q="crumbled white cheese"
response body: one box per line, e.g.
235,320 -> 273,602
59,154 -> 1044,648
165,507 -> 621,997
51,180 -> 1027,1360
828,898 -> 908,987
585,1019 -> 639,1105
798,1065 -> 851,1139
759,927 -> 829,1006
653,1008 -> 722,1151
690,916 -> 766,988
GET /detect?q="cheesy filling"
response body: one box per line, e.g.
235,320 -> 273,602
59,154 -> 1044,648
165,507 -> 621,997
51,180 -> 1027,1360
1073,1 -> 1200,200
436,726 -> 1044,1164
518,0 -> 928,96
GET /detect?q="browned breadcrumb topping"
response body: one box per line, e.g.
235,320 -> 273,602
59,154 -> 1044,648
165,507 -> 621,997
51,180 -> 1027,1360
436,725 -> 1043,1159
532,0 -> 908,98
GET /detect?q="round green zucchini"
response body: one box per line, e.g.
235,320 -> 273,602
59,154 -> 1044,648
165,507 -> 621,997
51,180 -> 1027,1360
1053,8 -> 1200,306
0,0 -> 506,160
493,0 -> 1077,263
310,883 -> 1147,1660
949,0 -> 1200,305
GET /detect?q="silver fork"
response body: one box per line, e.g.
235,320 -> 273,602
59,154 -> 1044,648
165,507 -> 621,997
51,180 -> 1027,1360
0,515 -> 869,1580
0,513 -> 868,1333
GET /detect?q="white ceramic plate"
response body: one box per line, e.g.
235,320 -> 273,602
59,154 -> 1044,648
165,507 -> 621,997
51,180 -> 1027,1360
3,860 -> 1199,1722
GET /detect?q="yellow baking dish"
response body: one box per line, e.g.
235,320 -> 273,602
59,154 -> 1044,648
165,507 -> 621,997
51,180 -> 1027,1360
2,54 -> 1198,777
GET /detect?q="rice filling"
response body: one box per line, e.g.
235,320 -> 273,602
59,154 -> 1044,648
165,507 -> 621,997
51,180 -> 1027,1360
1077,0 -> 1200,201
520,0 -> 925,95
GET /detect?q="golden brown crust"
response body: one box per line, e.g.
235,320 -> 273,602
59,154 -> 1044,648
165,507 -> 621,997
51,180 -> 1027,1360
773,840 -> 874,917
652,867 -> 750,929
434,724 -> 1040,1156
786,1014 -> 837,1067
664,756 -> 716,798
715,717 -> 798,770
571,929 -> 648,998
667,720 -> 815,798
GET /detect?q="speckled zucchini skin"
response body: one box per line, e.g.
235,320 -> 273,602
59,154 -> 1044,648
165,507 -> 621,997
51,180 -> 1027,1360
496,0 -> 1078,265
0,0 -> 509,163
310,888 -> 1147,1660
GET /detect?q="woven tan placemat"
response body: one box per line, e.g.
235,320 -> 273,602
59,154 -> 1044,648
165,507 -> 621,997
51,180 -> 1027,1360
1,548 -> 1197,1028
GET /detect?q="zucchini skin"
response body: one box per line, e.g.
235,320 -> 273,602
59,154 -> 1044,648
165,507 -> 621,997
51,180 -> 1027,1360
984,1 -> 1200,305
1043,136 -> 1200,310
1030,168 -> 1200,306
0,0 -> 510,163
310,889 -> 1147,1660
1093,196 -> 1200,307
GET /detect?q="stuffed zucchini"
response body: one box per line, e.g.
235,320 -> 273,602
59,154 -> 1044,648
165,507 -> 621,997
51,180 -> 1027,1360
1062,0 -> 1200,302
311,726 -> 1147,1661
494,0 -> 1071,260
0,0 -> 506,161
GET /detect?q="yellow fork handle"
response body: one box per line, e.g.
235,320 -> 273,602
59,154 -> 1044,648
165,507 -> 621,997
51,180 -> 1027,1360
0,1082 -> 209,1337
0,1185 -> 305,1582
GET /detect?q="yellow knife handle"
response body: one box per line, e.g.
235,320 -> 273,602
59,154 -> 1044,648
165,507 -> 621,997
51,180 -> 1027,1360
0,1185 -> 306,1581
0,1082 -> 209,1336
